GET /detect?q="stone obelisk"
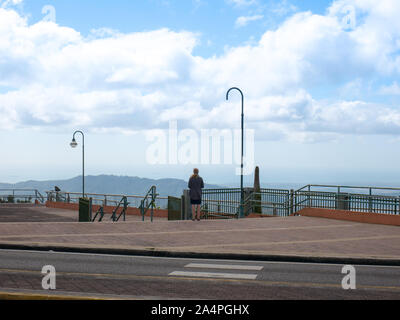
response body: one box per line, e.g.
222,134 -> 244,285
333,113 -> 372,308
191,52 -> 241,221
253,166 -> 262,214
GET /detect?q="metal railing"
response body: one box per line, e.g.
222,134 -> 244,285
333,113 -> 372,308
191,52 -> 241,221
296,184 -> 400,195
139,186 -> 158,222
0,189 -> 45,204
201,188 -> 291,219
201,184 -> 400,219
257,188 -> 290,216
294,185 -> 400,215
201,188 -> 242,219
46,183 -> 400,222
47,189 -> 167,223
46,190 -> 168,210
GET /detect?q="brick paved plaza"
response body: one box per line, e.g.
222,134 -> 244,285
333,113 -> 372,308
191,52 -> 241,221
0,205 -> 399,262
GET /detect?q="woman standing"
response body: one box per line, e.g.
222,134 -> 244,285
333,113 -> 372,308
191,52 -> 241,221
188,168 -> 204,221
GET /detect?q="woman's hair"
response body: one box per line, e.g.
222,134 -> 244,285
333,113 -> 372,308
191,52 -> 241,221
191,168 -> 199,179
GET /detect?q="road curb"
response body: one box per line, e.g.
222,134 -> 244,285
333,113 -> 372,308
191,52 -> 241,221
1,243 -> 400,266
0,291 -> 107,300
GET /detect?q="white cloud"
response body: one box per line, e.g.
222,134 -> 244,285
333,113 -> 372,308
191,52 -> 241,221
227,0 -> 257,7
0,0 -> 400,143
380,82 -> 400,95
235,15 -> 264,28
271,0 -> 297,16
0,0 -> 23,8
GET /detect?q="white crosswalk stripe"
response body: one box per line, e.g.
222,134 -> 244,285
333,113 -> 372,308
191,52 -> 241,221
168,263 -> 263,280
169,271 -> 258,280
184,263 -> 263,271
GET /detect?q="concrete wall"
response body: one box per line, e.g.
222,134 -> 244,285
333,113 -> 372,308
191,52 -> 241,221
297,207 -> 400,227
46,201 -> 169,218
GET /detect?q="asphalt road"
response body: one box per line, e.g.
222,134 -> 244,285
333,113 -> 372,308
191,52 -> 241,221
0,249 -> 399,300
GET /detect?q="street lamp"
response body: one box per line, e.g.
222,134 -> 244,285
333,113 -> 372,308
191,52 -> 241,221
70,130 -> 85,198
70,139 -> 78,148
226,87 -> 244,217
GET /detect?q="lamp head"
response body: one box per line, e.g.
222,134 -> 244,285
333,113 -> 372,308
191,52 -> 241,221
70,138 -> 78,148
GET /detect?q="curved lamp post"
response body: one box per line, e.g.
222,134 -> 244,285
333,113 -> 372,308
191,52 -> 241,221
226,87 -> 244,217
70,130 -> 85,198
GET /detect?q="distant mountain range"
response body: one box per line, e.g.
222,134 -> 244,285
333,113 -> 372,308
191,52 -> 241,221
0,175 -> 221,198
2,175 -> 400,201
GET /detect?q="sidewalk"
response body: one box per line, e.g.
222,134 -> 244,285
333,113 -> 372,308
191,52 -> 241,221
0,213 -> 399,265
0,205 -> 166,223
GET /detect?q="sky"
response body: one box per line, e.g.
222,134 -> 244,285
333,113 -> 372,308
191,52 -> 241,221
0,0 -> 400,187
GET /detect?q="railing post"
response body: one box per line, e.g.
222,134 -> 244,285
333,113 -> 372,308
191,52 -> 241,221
141,199 -> 145,221
123,197 -> 127,222
151,187 -> 155,223
369,188 -> 373,213
336,187 -> 340,210
290,189 -> 294,216
398,196 -> 400,215
183,190 -> 191,220
89,197 -> 93,221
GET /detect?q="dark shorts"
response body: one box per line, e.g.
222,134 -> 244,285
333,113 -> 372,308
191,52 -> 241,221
191,199 -> 202,205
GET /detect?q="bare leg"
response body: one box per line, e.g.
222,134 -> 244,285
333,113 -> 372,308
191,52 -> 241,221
196,205 -> 201,220
191,205 -> 196,221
